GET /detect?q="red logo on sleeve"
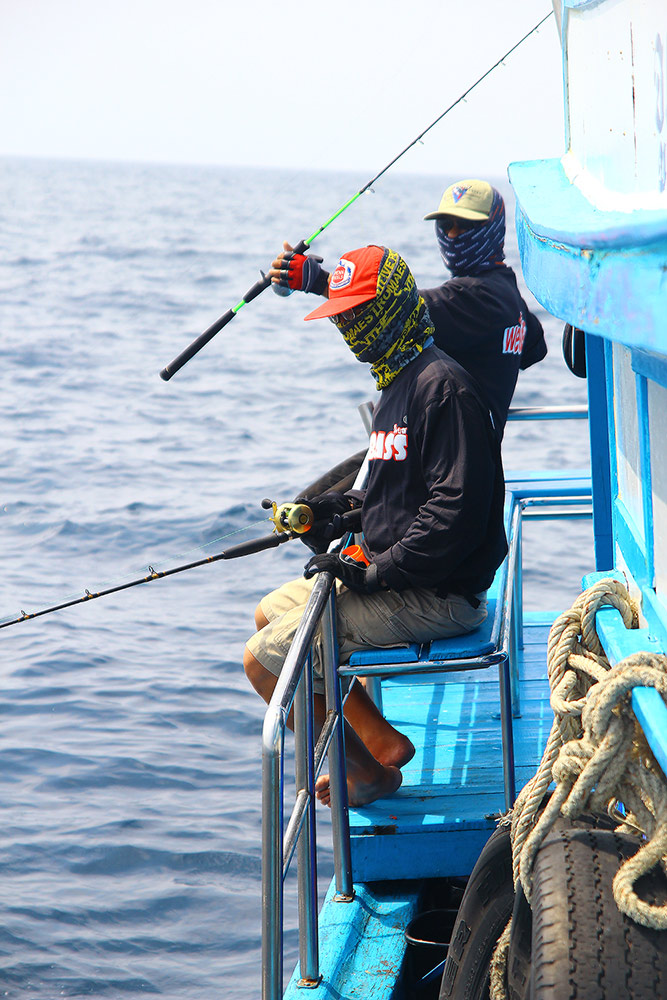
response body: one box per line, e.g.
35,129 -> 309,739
502,312 -> 526,356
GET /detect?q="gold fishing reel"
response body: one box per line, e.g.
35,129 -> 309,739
262,498 -> 314,535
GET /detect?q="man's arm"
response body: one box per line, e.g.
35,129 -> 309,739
520,306 -> 548,370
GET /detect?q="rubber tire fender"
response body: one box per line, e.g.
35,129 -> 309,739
506,812 -> 618,1000
439,823 -> 514,1000
526,822 -> 667,999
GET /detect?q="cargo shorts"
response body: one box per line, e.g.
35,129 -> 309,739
246,576 -> 488,695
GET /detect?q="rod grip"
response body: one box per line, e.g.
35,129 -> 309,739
220,532 -> 291,559
160,309 -> 235,380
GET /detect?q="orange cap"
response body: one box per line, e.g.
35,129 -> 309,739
304,245 -> 386,320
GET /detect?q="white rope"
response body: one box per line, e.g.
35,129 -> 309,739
489,577 -> 667,999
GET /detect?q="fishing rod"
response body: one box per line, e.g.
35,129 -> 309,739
0,501 -> 358,632
159,10 -> 553,382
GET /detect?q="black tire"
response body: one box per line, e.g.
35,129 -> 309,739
506,882 -> 532,1000
526,821 -> 667,999
507,812 -> 619,1000
439,823 -> 514,1000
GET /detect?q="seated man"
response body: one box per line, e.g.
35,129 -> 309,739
243,245 -> 507,807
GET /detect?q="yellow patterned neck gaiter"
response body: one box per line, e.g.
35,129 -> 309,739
330,248 -> 434,389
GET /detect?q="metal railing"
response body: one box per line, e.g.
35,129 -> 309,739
259,405 -> 593,1000
261,571 -> 352,1000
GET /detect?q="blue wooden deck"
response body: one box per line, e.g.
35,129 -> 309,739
284,613 -> 556,1000
348,612 -> 555,881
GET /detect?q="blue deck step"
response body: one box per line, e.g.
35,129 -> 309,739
345,614 -> 554,881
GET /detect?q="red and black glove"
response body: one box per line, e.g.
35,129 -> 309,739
275,252 -> 329,294
304,552 -> 382,594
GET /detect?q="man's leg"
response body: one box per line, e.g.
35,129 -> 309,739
243,644 -> 401,808
343,679 -> 414,768
253,598 -> 413,769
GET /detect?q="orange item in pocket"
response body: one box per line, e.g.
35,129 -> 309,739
341,544 -> 370,566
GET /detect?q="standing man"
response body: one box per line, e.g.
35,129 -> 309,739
270,178 -> 547,438
244,246 -> 507,807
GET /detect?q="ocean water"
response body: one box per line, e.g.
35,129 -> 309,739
0,157 -> 591,997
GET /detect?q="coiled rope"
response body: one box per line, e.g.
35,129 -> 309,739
489,577 -> 667,999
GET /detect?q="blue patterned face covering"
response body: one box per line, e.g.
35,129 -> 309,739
435,188 -> 506,276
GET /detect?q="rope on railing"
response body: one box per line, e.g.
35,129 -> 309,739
489,577 -> 667,998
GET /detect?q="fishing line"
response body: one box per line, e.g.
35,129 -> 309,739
159,9 -> 553,381
0,517 -> 274,631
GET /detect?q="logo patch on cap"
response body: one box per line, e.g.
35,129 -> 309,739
331,258 -> 355,291
451,185 -> 470,203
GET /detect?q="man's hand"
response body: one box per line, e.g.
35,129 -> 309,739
296,491 -> 359,553
269,241 -> 328,294
304,552 -> 382,594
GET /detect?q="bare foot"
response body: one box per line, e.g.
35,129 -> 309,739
372,734 -> 415,769
343,680 -> 415,769
315,763 -> 402,808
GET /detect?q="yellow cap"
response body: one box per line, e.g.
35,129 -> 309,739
423,179 -> 494,221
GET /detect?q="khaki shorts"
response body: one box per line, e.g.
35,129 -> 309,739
246,576 -> 488,695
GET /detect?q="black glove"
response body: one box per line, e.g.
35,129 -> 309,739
303,552 -> 382,594
295,491 -> 357,553
274,252 -> 329,294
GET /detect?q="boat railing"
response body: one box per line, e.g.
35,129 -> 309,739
260,405 -> 593,1000
259,493 -> 595,1000
261,569 -> 350,1000
506,404 -> 588,422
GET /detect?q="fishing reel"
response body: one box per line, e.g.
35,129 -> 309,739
262,498 -> 314,535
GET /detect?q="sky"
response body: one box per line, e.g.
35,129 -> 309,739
1,0 -> 564,178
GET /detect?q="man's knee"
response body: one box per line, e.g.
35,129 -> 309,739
243,643 -> 261,683
243,643 -> 277,702
254,602 -> 270,630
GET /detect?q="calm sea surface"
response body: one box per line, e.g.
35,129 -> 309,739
0,157 -> 590,997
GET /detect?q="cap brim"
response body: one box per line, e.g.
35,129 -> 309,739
304,291 -> 376,321
423,208 -> 489,221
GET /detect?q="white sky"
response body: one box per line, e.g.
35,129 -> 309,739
1,0 -> 564,177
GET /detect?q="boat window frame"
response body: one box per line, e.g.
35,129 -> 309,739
605,340 -> 667,636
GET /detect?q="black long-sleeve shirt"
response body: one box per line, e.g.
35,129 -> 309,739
362,346 -> 507,594
420,265 -> 547,435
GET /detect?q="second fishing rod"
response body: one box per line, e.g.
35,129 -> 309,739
159,11 -> 552,382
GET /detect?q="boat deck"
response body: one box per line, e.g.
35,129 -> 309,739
284,614 -> 556,998
349,612 -> 555,881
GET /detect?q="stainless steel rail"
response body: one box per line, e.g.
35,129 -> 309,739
261,572 -> 352,1000
507,405 -> 588,421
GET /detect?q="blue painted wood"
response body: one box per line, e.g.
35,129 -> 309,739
283,617 -> 558,997
504,469 -> 590,487
283,880 -> 421,1000
614,498 -> 651,590
586,333 -> 614,569
582,569 -> 667,778
508,159 -> 667,352
631,348 -> 667,393
633,689 -> 667,780
636,373 -> 656,586
509,157 -> 667,249
347,619 -> 554,881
